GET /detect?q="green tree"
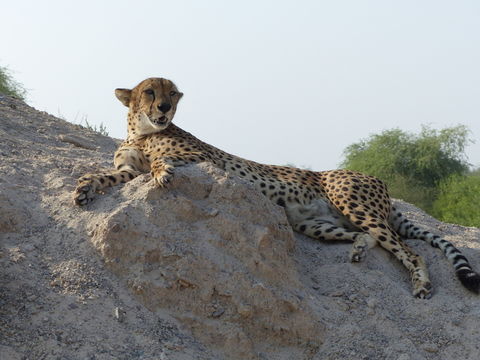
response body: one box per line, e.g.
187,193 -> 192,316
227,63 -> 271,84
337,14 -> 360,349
0,65 -> 26,100
432,173 -> 480,227
340,125 -> 472,212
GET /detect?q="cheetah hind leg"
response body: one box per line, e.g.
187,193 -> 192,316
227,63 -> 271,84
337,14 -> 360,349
291,217 -> 376,263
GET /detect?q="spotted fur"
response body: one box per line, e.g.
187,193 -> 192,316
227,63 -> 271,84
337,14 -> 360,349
74,77 -> 480,298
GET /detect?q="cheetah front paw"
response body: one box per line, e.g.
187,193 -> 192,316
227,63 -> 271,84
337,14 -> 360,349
74,181 -> 97,206
151,167 -> 174,187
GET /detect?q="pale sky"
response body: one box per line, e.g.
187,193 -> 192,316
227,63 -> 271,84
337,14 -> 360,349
2,0 -> 480,170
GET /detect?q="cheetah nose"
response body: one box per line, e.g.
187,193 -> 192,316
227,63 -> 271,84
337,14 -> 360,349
158,103 -> 172,113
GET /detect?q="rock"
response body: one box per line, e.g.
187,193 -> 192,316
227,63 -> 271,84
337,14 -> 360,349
421,343 -> 439,353
58,134 -> 97,150
366,298 -> 377,309
91,164 -> 324,358
211,308 -> 225,318
113,307 -> 125,322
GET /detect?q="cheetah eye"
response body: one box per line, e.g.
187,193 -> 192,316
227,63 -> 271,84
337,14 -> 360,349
144,89 -> 154,96
169,91 -> 177,97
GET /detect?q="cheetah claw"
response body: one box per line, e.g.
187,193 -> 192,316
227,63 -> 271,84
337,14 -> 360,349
413,283 -> 433,299
350,244 -> 367,262
349,235 -> 372,262
152,173 -> 173,187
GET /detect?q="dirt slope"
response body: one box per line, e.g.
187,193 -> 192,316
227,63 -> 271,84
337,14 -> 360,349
1,95 -> 479,360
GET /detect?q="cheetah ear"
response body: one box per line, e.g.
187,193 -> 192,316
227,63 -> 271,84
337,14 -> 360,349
115,88 -> 132,107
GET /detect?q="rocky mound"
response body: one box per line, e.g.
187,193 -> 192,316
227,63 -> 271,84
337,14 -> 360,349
1,95 -> 479,360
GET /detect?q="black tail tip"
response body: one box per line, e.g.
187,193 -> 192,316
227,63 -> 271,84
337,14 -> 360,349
457,269 -> 480,294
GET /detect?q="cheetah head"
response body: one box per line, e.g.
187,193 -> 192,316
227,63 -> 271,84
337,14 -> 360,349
115,77 -> 183,137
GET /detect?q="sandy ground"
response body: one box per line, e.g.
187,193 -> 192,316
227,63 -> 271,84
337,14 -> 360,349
1,95 -> 479,360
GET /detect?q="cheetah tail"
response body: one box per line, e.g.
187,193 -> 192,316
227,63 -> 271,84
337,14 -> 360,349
456,269 -> 480,294
390,209 -> 480,294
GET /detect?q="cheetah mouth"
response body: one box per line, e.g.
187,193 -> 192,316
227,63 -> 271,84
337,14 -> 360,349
153,116 -> 168,126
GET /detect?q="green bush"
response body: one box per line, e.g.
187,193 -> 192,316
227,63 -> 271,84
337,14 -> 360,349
432,174 -> 480,227
0,66 -> 26,100
341,125 -> 472,214
382,175 -> 437,212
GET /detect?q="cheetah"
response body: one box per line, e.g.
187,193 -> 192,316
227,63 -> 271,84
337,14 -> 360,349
74,77 -> 480,299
